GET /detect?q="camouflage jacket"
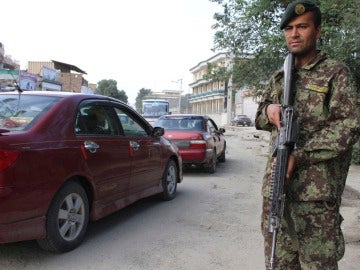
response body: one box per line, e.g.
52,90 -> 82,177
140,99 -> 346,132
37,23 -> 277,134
255,51 -> 360,202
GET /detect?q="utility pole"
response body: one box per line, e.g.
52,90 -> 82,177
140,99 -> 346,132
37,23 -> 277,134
172,78 -> 183,113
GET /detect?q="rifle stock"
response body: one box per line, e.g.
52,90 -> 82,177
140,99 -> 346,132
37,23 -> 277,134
268,53 -> 299,270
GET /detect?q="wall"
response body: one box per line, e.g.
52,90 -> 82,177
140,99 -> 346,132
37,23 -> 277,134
59,73 -> 83,92
206,112 -> 227,127
234,89 -> 258,123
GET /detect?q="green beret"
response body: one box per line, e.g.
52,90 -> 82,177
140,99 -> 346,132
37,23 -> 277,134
280,0 -> 320,29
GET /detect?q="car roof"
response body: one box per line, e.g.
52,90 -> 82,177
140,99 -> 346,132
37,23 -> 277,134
0,90 -> 76,97
0,91 -> 137,117
0,91 -> 129,105
0,90 -> 102,99
158,114 -> 209,120
0,91 -> 154,133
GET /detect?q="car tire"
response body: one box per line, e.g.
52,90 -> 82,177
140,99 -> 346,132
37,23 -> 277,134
160,159 -> 178,201
218,143 -> 226,163
37,181 -> 89,253
206,150 -> 217,174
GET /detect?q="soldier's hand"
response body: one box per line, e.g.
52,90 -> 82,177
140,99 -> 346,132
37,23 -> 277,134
266,104 -> 281,130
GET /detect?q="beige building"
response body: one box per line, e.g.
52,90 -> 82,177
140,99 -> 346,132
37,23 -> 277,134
1,42 -> 93,93
27,60 -> 88,92
189,52 -> 258,126
189,53 -> 231,125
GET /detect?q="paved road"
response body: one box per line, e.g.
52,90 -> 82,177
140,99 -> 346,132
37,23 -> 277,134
0,127 -> 359,269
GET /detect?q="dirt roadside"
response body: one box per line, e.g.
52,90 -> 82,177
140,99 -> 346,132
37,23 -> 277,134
233,126 -> 360,269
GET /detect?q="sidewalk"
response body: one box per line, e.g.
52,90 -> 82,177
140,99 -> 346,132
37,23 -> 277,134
339,163 -> 360,270
346,164 -> 360,193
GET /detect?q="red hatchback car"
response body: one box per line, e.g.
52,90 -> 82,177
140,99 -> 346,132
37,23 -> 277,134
0,91 -> 182,253
154,114 -> 226,173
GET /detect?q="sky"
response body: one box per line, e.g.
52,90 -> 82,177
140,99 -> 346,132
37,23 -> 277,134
2,0 -> 222,105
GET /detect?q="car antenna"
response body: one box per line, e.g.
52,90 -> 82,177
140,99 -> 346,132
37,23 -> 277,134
9,69 -> 23,94
15,70 -> 23,94
9,70 -> 23,110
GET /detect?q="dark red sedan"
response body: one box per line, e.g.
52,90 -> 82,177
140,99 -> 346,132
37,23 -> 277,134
154,114 -> 226,173
0,91 -> 182,253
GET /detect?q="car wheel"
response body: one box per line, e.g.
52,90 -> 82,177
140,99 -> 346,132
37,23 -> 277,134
160,159 -> 178,201
218,143 -> 226,163
206,150 -> 217,174
37,181 -> 89,253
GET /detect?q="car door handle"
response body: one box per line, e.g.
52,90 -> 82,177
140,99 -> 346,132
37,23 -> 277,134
84,140 -> 100,153
130,141 -> 140,151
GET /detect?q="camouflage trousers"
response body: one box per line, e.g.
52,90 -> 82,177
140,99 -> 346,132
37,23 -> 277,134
261,197 -> 344,270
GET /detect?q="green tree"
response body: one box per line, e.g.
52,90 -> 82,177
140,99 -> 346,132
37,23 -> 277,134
135,88 -> 152,112
95,79 -> 128,103
210,0 -> 360,162
210,0 -> 360,92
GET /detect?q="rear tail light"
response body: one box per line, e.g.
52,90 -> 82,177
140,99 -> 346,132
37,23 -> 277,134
189,140 -> 206,149
0,149 -> 20,171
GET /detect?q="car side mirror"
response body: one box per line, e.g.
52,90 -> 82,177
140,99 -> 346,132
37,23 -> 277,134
217,128 -> 226,134
153,126 -> 165,137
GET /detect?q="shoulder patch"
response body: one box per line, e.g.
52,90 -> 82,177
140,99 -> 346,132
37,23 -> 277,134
274,70 -> 284,81
305,84 -> 328,93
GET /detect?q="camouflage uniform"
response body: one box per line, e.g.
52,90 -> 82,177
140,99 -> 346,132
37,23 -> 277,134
256,51 -> 360,269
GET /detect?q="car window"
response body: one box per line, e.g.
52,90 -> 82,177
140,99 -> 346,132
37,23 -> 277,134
0,94 -> 60,131
155,118 -> 180,130
155,117 -> 204,131
192,119 -> 204,131
208,119 -> 220,134
75,104 -> 119,136
114,107 -> 148,137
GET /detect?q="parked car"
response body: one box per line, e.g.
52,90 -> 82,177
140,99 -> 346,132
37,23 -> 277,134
154,114 -> 226,174
231,114 -> 252,126
0,91 -> 182,253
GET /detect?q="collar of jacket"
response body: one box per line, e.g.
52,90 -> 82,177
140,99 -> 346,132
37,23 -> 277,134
301,50 -> 327,70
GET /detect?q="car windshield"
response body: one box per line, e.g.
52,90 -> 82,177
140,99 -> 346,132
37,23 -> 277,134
0,94 -> 61,131
155,118 -> 204,131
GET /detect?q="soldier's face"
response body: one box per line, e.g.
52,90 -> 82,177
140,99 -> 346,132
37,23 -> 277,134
284,12 -> 321,57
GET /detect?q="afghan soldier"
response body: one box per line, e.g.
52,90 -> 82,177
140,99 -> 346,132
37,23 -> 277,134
255,0 -> 360,269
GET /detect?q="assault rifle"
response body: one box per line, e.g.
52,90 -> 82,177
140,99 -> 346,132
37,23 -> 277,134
268,53 -> 299,270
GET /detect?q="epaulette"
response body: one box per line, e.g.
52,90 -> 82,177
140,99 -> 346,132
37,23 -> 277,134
273,69 -> 284,82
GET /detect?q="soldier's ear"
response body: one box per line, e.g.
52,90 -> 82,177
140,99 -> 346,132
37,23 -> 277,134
316,25 -> 321,39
